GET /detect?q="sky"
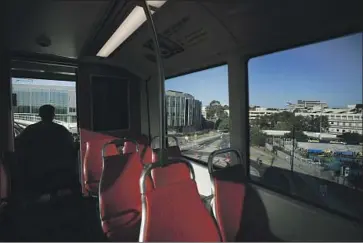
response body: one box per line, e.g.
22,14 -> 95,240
166,32 -> 362,108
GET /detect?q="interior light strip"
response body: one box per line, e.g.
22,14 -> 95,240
96,0 -> 167,57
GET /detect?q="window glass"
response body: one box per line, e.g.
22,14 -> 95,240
12,78 -> 77,135
248,33 -> 363,219
165,66 -> 231,166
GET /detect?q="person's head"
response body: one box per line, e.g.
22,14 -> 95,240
39,104 -> 55,122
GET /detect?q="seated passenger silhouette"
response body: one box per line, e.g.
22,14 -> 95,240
15,105 -> 77,197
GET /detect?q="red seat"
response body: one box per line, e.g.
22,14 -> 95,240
211,164 -> 246,242
151,146 -> 190,187
99,141 -> 153,242
139,159 -> 221,242
83,138 -> 119,196
123,135 -> 149,154
0,159 -> 9,201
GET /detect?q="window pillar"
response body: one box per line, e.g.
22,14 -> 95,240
227,54 -> 249,171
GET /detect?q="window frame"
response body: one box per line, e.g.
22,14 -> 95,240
245,32 -> 363,221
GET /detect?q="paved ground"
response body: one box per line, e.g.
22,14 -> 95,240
181,134 -> 260,176
179,133 -> 363,220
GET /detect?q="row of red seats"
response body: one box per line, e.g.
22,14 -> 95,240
81,132 -> 245,242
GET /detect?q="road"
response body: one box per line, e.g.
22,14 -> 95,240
181,134 -> 260,177
180,133 -> 363,219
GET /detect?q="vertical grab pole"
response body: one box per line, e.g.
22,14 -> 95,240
142,1 -> 167,164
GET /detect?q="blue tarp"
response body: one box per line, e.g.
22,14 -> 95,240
337,151 -> 354,156
308,149 -> 323,153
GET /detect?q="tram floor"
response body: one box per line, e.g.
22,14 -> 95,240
0,194 -> 107,241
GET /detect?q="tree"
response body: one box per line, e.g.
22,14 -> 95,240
303,115 -> 329,132
339,132 -> 363,145
250,127 -> 267,146
284,129 -> 308,141
218,118 -> 229,131
205,100 -> 228,121
252,115 -> 272,129
274,121 -> 291,131
252,111 -> 329,133
201,115 -> 214,130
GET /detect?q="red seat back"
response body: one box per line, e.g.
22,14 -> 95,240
83,138 -> 118,196
99,148 -> 153,242
212,164 -> 246,241
0,159 -> 9,201
141,146 -> 155,165
123,142 -> 137,154
151,146 -> 190,187
79,129 -> 119,195
140,160 -> 221,242
122,135 -> 149,154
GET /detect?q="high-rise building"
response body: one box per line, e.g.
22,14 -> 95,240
165,90 -> 202,131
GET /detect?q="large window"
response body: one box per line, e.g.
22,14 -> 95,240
91,76 -> 129,132
12,78 -> 77,135
248,33 -> 363,219
165,66 -> 231,166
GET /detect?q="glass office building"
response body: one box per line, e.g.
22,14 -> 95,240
12,78 -> 77,122
165,90 -> 202,131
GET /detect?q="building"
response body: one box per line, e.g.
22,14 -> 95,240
12,78 -> 77,123
294,104 -> 363,135
201,106 -> 207,118
249,106 -> 282,121
287,100 -> 328,112
165,90 -> 202,131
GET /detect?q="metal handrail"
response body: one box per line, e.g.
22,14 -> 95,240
142,0 -> 167,166
207,148 -> 244,195
101,138 -> 140,159
207,148 -> 243,174
139,156 -> 195,194
150,135 -> 180,149
139,156 -> 195,242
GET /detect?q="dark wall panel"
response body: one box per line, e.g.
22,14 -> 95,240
77,63 -> 141,137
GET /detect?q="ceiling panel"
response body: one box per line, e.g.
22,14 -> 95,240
105,0 -> 363,78
9,0 -> 110,58
201,0 -> 363,57
108,1 -> 237,79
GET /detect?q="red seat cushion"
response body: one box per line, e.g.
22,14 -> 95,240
99,152 -> 153,242
151,146 -> 190,187
141,179 -> 221,242
212,164 -> 246,242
